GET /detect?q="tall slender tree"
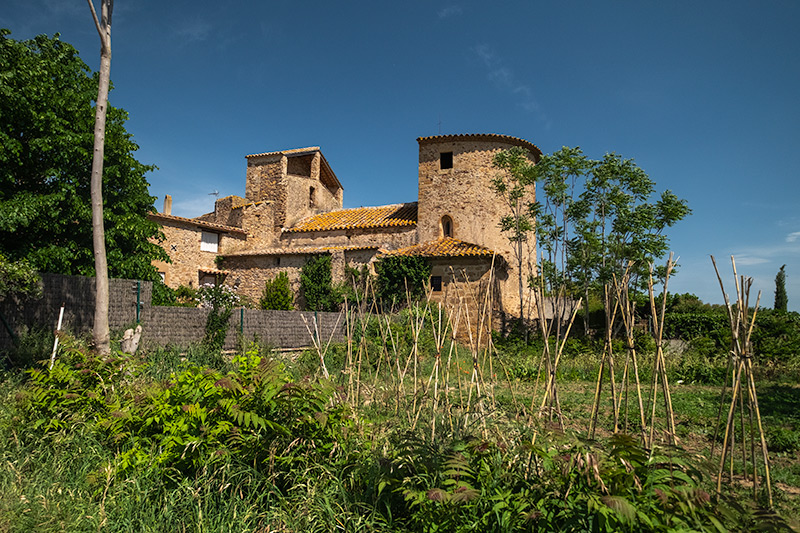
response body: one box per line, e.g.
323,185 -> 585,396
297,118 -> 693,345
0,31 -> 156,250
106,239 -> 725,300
87,0 -> 114,354
491,147 -> 537,332
774,264 -> 788,312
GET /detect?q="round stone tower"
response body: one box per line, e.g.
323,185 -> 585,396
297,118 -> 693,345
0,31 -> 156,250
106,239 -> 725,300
416,133 -> 542,319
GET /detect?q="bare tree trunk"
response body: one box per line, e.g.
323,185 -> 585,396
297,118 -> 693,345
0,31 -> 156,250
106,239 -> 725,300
88,0 -> 113,354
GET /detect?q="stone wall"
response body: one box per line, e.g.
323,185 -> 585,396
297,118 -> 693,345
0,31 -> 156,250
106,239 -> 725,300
221,253 -> 309,305
285,174 -> 341,228
246,154 -> 287,228
280,225 -> 417,250
428,256 -> 506,344
152,220 -> 247,289
0,273 -> 344,352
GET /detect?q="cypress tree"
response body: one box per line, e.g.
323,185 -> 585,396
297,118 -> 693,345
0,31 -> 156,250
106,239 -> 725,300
774,264 -> 788,312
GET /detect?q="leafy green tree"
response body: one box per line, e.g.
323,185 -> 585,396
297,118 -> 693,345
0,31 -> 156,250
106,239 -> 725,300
300,255 -> 339,312
375,255 -> 432,305
569,153 -> 690,293
491,147 -> 537,328
0,30 -> 168,281
775,264 -> 788,312
260,272 -> 294,310
0,254 -> 41,302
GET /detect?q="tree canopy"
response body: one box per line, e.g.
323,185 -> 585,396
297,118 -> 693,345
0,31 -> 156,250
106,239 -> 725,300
0,29 -> 168,281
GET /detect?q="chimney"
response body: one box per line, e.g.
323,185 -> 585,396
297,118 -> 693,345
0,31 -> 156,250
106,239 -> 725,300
163,195 -> 173,215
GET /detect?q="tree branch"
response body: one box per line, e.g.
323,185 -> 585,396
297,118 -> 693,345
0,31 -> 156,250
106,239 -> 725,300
87,0 -> 103,41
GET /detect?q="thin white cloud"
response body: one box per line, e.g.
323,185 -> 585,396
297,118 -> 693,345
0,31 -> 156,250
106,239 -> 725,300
731,255 -> 769,266
473,43 -> 547,122
786,231 -> 800,243
174,19 -> 212,45
438,5 -> 463,19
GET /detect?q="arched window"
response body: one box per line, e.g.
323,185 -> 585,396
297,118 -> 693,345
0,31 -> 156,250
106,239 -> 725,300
441,215 -> 453,238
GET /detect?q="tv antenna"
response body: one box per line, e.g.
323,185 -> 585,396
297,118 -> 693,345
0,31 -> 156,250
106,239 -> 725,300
208,190 -> 219,198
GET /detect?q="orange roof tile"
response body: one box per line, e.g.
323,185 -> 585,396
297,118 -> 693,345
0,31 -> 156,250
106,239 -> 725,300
223,244 -> 380,257
285,203 -> 417,233
148,212 -> 248,235
381,238 -> 495,258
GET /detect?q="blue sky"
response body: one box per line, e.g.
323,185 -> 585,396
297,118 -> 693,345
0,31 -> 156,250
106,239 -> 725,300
3,1 -> 799,310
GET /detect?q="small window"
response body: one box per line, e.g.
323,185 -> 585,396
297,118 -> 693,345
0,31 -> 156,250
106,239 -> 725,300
431,276 -> 443,292
309,186 -> 316,208
441,215 -> 453,238
199,273 -> 217,287
440,152 -> 453,169
200,231 -> 219,253
158,272 -> 166,282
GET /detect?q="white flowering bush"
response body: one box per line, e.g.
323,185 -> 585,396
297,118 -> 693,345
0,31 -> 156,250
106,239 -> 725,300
198,283 -> 240,311
198,282 -> 241,351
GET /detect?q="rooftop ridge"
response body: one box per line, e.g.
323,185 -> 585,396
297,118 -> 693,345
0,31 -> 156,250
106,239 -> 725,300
245,146 -> 320,159
417,133 -> 542,159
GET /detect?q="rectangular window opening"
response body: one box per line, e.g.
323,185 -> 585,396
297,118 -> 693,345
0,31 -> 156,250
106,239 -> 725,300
440,152 -> 453,170
200,231 -> 219,253
431,276 -> 443,292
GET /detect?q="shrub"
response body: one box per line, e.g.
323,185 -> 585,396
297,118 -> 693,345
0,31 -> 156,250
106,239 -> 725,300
0,254 -> 41,301
300,255 -> 340,311
375,255 -> 431,305
175,284 -> 199,306
199,283 -> 241,351
259,272 -> 293,310
151,280 -> 177,306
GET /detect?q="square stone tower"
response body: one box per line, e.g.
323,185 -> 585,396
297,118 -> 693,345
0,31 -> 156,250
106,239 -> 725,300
245,147 -> 344,230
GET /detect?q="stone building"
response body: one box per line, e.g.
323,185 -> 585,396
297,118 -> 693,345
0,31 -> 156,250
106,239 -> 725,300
150,133 -> 541,322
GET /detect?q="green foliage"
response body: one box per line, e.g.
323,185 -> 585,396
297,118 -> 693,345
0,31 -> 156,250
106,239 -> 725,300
300,254 -> 340,311
0,30 -> 168,280
13,344 -> 353,489
775,264 -> 788,312
662,311 -> 730,344
382,432 -> 788,532
259,271 -> 294,310
174,284 -> 199,306
150,279 -> 176,306
0,253 -> 41,301
751,310 -> 800,363
339,264 -> 372,305
375,255 -> 432,305
198,283 -> 241,351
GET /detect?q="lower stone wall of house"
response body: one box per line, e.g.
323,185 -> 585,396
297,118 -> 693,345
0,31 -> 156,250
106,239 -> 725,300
0,273 -> 344,352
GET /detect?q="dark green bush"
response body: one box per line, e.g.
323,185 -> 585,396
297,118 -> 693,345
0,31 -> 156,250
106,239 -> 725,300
259,271 -> 294,310
752,310 -> 800,363
375,255 -> 431,305
151,280 -> 177,306
300,254 -> 340,311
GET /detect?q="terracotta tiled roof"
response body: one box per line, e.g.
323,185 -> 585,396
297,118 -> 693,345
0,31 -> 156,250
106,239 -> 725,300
148,212 -> 248,235
198,267 -> 230,275
223,244 -> 380,258
285,203 -> 417,233
417,133 -> 542,160
381,238 -> 495,258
